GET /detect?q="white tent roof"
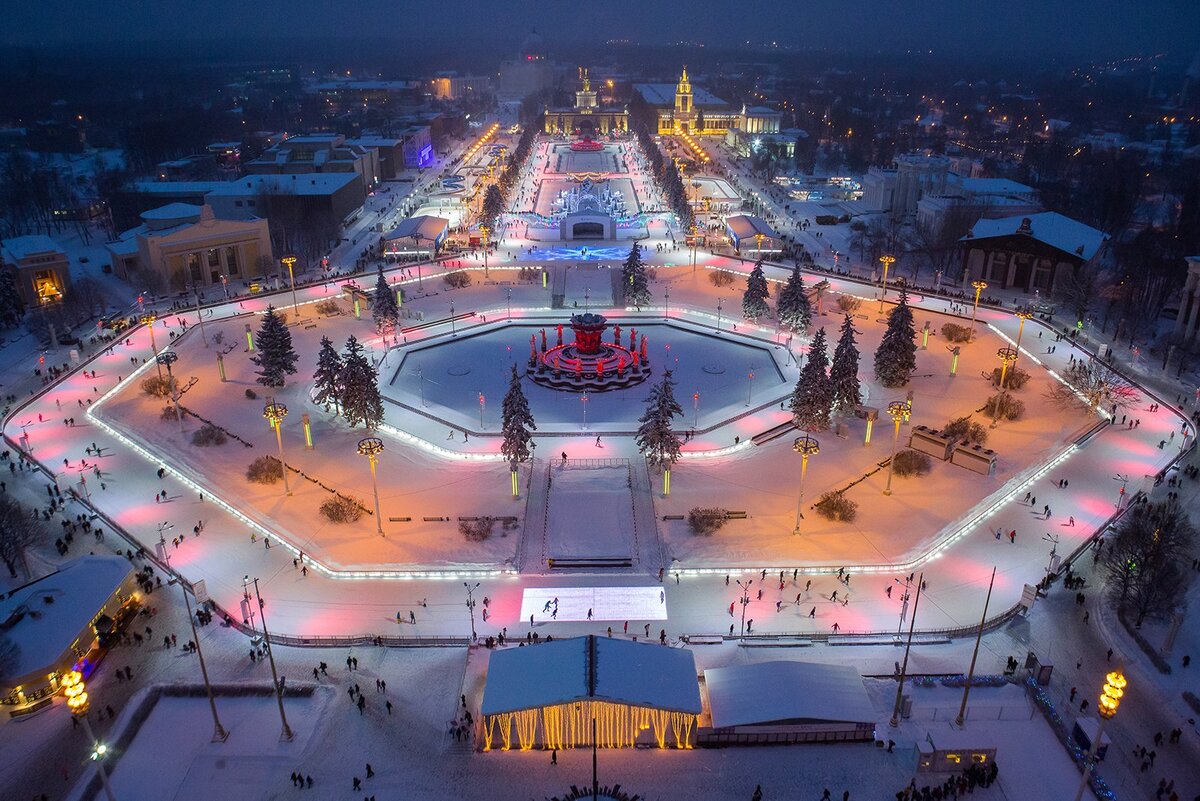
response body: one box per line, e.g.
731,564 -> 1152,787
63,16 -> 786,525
725,214 -> 779,242
482,636 -> 700,716
383,215 -> 449,244
704,661 -> 877,728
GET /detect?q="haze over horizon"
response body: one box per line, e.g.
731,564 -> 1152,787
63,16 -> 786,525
6,0 -> 1200,63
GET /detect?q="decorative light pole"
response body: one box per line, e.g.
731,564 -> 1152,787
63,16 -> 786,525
890,571 -> 924,728
992,347 -> 1019,428
693,392 -> 700,428
1072,671 -> 1126,801
281,254 -> 301,318
156,351 -> 183,433
140,312 -> 162,379
480,224 -> 491,278
262,402 -> 291,496
1013,307 -> 1034,365
63,670 -> 118,801
464,582 -> 480,642
664,286 -> 670,320
358,437 -> 385,537
792,434 -> 820,535
969,280 -> 988,341
581,393 -> 588,430
878,254 -> 896,312
251,576 -> 295,741
716,297 -> 723,332
883,400 -> 911,496
187,282 -> 209,347
736,578 -> 753,639
162,549 -> 229,742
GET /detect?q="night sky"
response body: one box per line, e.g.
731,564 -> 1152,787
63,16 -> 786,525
5,0 -> 1200,60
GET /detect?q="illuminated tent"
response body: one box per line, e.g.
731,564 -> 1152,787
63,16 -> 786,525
481,635 -> 700,751
382,215 -> 449,255
725,214 -> 781,254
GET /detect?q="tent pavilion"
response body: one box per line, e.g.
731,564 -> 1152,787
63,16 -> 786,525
699,661 -> 878,745
382,215 -> 449,257
724,214 -> 781,255
481,635 -> 701,751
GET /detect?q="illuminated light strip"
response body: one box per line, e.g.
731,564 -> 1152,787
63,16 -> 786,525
987,322 -> 1111,421
86,352 -> 512,580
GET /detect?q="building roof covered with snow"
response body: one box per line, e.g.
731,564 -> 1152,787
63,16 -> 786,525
703,661 -> 876,729
482,636 -> 700,716
962,211 -> 1108,262
383,215 -> 449,246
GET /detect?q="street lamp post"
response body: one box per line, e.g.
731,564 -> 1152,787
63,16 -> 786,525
251,576 -> 295,741
140,313 -> 162,380
156,351 -> 183,433
890,571 -> 924,727
464,582 -> 480,642
736,578 -> 753,639
1072,671 -> 1126,801
1013,307 -> 1034,365
1042,533 -> 1061,589
63,671 -> 118,801
162,550 -> 229,741
506,287 -> 512,320
693,392 -> 700,428
358,437 -> 385,537
262,402 -> 291,496
1112,474 -> 1129,509
664,286 -> 670,320
187,283 -> 209,347
792,434 -> 820,535
992,347 -> 1018,427
883,400 -> 912,496
581,393 -> 588,430
878,254 -> 896,312
894,575 -> 913,635
969,280 -> 988,341
716,297 -> 723,332
480,225 -> 490,278
281,255 -> 301,319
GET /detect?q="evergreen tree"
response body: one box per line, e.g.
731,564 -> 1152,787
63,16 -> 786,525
873,288 -> 918,387
312,336 -> 344,413
371,266 -> 400,335
481,184 -> 506,231
636,370 -> 683,472
621,242 -> 651,309
500,364 -> 536,470
251,305 -> 298,387
0,271 -> 25,328
776,263 -> 812,332
790,327 -> 834,432
829,314 -> 863,416
339,335 -> 384,430
742,260 -> 770,321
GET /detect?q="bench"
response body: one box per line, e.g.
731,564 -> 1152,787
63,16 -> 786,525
423,516 -> 450,522
723,511 -> 748,520
547,557 -> 634,569
683,635 -> 724,645
387,516 -> 413,522
751,421 -> 796,446
662,514 -> 685,521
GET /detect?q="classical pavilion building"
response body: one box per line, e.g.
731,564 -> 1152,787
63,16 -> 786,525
543,68 -> 629,136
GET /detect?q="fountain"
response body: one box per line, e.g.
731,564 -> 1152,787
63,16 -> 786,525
527,313 -> 650,391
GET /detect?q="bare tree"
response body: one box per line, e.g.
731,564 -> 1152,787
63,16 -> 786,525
1045,360 -> 1140,414
1054,268 -> 1098,325
0,635 -> 19,684
1102,500 -> 1195,626
0,497 -> 45,578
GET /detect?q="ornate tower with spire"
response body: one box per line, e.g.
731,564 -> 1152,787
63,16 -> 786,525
673,67 -> 697,133
575,67 -> 598,113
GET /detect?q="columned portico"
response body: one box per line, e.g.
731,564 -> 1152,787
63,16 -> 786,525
1174,256 -> 1200,344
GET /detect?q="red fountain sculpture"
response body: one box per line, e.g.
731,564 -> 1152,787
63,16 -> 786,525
527,313 -> 650,391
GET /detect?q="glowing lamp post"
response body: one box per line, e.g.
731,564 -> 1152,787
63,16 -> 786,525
156,351 -> 183,433
878,254 -> 896,312
969,280 -> 988,341
480,225 -> 491,278
63,670 -> 118,801
692,392 -> 700,428
716,297 -> 723,332
478,392 -> 485,429
792,434 -> 820,535
1013,307 -> 1034,366
140,312 -> 162,380
262,402 -> 291,496
883,400 -> 911,496
250,576 -> 294,741
1072,671 -> 1126,801
581,393 -> 589,430
357,437 -> 385,537
281,254 -> 300,318
992,347 -> 1018,428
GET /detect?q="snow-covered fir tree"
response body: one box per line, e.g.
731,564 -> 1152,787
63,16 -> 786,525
775,263 -> 811,332
251,305 -> 299,387
621,242 -> 651,309
0,271 -> 25,328
371,266 -> 400,335
790,327 -> 834,432
742,260 -> 770,321
481,184 -> 506,231
636,370 -> 683,472
312,336 -> 344,414
500,364 -> 536,470
338,335 -> 384,430
829,314 -> 863,416
873,288 -> 918,388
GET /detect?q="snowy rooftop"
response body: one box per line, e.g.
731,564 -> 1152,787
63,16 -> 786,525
140,202 -> 203,223
955,177 -> 1035,196
482,636 -> 700,716
962,211 -> 1108,261
0,555 -> 133,681
633,83 -> 728,108
703,661 -> 877,728
1,234 -> 63,261
206,173 -> 360,197
383,215 -> 449,243
725,214 -> 779,241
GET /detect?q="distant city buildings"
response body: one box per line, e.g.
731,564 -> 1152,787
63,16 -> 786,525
497,30 -> 555,101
